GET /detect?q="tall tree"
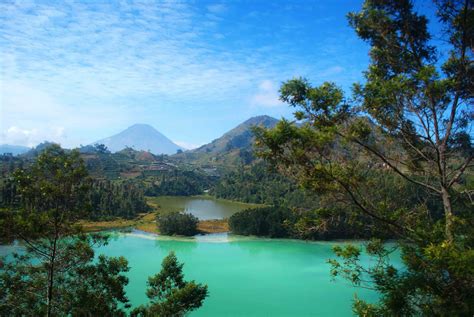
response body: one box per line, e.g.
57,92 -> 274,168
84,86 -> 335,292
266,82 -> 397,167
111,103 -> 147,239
254,0 -> 473,315
346,0 -> 473,242
131,252 -> 209,317
0,145 -> 130,316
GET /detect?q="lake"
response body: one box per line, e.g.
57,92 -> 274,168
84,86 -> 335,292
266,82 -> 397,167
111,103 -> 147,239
149,195 -> 260,220
97,231 -> 392,316
0,196 -> 401,316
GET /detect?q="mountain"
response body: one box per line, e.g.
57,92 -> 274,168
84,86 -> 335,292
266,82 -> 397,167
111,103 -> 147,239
93,124 -> 184,155
193,115 -> 279,154
0,144 -> 31,155
172,115 -> 279,169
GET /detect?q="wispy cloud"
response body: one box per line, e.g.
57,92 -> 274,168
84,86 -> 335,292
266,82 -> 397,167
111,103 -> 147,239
0,1 -> 282,104
250,80 -> 284,108
0,1 -> 275,145
0,0 -> 369,147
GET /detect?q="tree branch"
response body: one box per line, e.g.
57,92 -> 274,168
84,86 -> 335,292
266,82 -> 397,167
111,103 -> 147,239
447,155 -> 473,188
342,133 -> 442,194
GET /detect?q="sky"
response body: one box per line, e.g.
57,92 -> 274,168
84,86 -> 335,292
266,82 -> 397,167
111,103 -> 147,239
0,0 -> 438,149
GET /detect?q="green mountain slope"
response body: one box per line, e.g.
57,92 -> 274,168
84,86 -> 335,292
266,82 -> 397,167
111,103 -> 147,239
172,115 -> 278,170
193,115 -> 278,154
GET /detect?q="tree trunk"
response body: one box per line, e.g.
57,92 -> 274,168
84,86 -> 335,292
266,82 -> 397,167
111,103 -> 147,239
441,186 -> 454,243
46,237 -> 58,317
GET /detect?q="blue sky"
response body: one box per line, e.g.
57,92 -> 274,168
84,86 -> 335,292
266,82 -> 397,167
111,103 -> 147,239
0,0 -> 437,149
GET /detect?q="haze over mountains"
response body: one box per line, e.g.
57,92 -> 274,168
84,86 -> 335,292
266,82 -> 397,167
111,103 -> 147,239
0,144 -> 31,156
1,116 -> 279,156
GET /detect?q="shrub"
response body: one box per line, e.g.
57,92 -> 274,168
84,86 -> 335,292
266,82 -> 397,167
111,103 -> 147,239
157,212 -> 199,236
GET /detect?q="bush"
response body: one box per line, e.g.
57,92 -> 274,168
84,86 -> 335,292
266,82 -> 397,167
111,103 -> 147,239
157,212 -> 199,236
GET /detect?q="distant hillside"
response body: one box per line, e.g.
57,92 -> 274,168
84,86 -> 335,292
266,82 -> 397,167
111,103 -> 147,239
0,144 -> 31,156
93,124 -> 184,155
172,115 -> 279,169
193,115 -> 278,154
19,141 -> 61,158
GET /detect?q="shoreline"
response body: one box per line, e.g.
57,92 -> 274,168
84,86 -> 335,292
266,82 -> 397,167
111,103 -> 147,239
107,228 -> 384,245
80,212 -> 230,235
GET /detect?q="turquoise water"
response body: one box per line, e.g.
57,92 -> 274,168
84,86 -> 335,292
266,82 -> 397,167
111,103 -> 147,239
96,231 -> 390,316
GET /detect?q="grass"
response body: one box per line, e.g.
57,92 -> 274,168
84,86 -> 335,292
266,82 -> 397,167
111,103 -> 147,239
79,218 -> 138,232
81,198 -> 231,235
197,219 -> 229,233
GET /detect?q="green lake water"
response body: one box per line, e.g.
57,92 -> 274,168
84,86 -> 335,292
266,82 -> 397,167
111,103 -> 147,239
96,231 -> 392,316
149,196 -> 259,220
1,195 -> 402,316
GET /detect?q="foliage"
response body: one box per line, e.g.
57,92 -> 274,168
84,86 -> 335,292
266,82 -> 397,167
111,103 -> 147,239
0,144 -> 131,316
131,252 -> 208,317
329,238 -> 474,316
228,170 -> 433,240
157,212 -> 199,236
144,169 -> 214,196
254,0 -> 473,315
229,206 -> 296,238
11,144 -> 90,239
86,179 -> 150,220
0,144 -> 150,220
0,237 -> 130,316
212,160 -> 319,207
93,143 -> 111,154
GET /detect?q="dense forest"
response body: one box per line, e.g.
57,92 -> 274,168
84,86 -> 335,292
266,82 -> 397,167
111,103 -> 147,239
211,161 -> 319,208
142,169 -> 215,196
228,170 -> 441,240
3,151 -> 150,219
0,172 -> 149,220
86,180 -> 150,219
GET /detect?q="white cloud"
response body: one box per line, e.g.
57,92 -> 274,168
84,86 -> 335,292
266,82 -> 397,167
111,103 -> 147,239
250,80 -> 284,108
1,126 -> 67,148
2,127 -> 38,147
0,80 -> 130,147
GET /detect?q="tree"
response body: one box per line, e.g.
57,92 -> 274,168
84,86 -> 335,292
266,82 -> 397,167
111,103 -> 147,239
0,246 -> 130,316
229,206 -> 295,238
254,0 -> 473,315
93,143 -> 111,154
0,144 -> 131,316
131,252 -> 208,317
157,212 -> 199,236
